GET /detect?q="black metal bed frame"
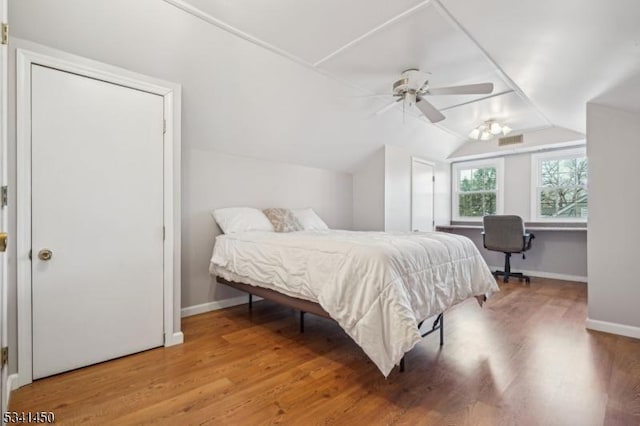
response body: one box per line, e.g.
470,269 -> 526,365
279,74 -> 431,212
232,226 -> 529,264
248,292 -> 444,373
399,312 -> 443,372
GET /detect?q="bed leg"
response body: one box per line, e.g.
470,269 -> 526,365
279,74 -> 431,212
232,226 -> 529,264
439,314 -> 444,346
399,356 -> 405,373
248,294 -> 253,312
300,311 -> 305,333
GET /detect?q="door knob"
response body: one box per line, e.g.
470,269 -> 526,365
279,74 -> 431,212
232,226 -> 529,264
38,249 -> 53,261
0,232 -> 7,252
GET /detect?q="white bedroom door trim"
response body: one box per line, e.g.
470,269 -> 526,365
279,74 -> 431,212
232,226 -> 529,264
0,0 -> 9,414
16,44 -> 183,387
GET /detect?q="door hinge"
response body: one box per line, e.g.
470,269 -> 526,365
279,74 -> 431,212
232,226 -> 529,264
163,119 -> 166,134
1,347 -> 8,367
163,226 -> 166,240
1,23 -> 8,45
432,175 -> 435,182
1,186 -> 7,207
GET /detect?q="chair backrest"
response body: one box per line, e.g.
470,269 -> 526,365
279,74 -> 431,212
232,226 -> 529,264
483,215 -> 525,253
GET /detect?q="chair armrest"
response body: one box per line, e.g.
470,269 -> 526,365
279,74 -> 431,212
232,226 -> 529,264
481,231 -> 487,249
523,232 -> 535,251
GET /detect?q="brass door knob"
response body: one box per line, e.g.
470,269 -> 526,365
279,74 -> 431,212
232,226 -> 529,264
38,249 -> 53,261
0,232 -> 6,252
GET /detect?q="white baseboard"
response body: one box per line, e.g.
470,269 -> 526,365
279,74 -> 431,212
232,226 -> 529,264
181,295 -> 262,318
586,318 -> 640,340
7,373 -> 18,391
6,373 -> 18,406
165,331 -> 184,346
488,266 -> 587,283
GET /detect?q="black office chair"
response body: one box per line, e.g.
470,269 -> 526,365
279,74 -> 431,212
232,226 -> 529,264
482,215 -> 535,283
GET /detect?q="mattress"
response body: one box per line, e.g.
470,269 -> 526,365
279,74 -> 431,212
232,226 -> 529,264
209,230 -> 498,377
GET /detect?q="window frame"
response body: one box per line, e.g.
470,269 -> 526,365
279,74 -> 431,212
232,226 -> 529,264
530,148 -> 588,223
452,158 -> 504,222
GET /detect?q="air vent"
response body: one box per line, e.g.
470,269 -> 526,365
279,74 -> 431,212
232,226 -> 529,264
498,134 -> 523,146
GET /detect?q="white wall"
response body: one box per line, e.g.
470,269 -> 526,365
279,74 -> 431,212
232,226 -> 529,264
352,148 -> 385,231
586,103 -> 640,336
183,149 -> 352,309
502,154 -> 531,219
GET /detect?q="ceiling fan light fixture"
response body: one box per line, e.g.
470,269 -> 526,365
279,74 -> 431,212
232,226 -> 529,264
403,91 -> 417,110
468,128 -> 480,139
470,120 -> 512,141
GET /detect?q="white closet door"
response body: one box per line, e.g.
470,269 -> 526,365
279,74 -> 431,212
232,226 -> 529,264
31,64 -> 165,379
411,160 -> 435,232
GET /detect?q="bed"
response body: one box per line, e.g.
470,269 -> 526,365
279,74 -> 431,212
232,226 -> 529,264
209,228 -> 498,377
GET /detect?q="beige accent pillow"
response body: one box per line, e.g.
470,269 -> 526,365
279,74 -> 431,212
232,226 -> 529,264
262,208 -> 303,233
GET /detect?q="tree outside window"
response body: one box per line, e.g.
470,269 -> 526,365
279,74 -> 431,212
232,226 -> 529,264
537,156 -> 587,219
457,167 -> 498,217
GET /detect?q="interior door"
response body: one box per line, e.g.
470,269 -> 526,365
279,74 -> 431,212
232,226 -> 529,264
31,64 -> 165,379
0,0 -> 8,414
411,159 -> 434,232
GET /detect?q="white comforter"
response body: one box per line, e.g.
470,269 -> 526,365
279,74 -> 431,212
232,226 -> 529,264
209,230 -> 498,376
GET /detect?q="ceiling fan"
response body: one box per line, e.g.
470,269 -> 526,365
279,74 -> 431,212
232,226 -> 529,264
375,69 -> 494,123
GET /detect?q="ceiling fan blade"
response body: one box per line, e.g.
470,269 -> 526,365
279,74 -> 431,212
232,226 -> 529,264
375,98 -> 402,115
352,93 -> 396,98
415,98 -> 445,123
427,83 -> 494,96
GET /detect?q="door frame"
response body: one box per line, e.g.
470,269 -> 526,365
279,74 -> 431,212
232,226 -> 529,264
410,156 -> 435,232
16,44 -> 182,387
1,0 -> 8,414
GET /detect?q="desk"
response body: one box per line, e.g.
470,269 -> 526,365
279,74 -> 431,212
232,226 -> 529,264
436,224 -> 587,232
436,223 -> 588,281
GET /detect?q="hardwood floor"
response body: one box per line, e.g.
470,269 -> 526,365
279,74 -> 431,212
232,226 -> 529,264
11,278 -> 640,425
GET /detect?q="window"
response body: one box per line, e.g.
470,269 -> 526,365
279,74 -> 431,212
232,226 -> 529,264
452,158 -> 504,221
531,149 -> 587,221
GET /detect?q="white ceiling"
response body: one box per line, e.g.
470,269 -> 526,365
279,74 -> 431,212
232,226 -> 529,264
10,0 -> 639,172
439,0 -> 640,133
11,0 -> 468,173
182,0 -> 426,64
168,0 -> 640,139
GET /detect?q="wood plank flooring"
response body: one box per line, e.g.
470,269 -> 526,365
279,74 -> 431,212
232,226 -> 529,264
11,278 -> 640,425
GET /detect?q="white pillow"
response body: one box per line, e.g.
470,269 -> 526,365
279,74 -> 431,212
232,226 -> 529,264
212,207 -> 274,234
292,208 -> 329,231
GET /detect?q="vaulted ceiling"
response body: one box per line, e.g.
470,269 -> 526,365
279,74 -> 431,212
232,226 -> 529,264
168,0 -> 640,138
9,0 -> 640,172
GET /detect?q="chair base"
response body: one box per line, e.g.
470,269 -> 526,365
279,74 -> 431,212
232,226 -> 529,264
493,270 -> 531,284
